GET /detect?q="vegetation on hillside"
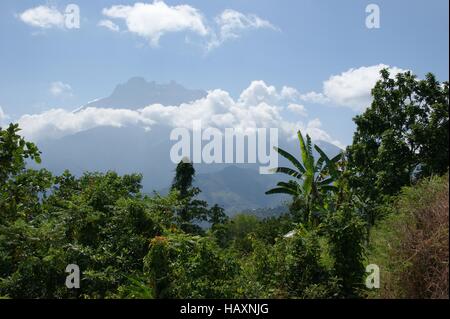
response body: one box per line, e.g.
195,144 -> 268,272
368,175 -> 449,298
0,70 -> 448,299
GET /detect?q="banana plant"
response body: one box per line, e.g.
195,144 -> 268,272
266,130 -> 343,225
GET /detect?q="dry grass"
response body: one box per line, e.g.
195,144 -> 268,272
369,174 -> 449,299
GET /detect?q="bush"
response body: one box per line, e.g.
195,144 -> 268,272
237,227 -> 339,299
144,232 -> 240,298
323,206 -> 367,298
368,174 -> 449,298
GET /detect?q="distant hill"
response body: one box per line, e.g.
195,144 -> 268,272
195,166 -> 288,214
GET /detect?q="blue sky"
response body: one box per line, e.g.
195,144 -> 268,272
0,0 -> 448,146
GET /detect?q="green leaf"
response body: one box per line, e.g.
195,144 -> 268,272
272,167 -> 302,179
265,187 -> 298,196
274,146 -> 306,174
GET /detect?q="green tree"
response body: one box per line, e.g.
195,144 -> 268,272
0,124 -> 48,222
266,130 -> 343,226
171,159 -> 208,231
171,158 -> 195,199
348,70 -> 449,205
0,124 -> 41,183
171,159 -> 227,234
208,204 -> 228,227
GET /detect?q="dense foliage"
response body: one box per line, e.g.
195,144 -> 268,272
0,70 -> 448,299
348,70 -> 449,222
368,175 -> 448,298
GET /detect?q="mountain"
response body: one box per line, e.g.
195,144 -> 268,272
78,77 -> 207,110
195,166 -> 288,214
33,77 -> 343,214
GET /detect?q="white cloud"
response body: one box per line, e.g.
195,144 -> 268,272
238,80 -> 279,106
50,82 -> 73,97
17,81 -> 342,148
287,104 -> 307,117
98,19 -> 120,32
299,64 -> 407,111
100,1 -> 277,49
0,106 -> 7,126
299,91 -> 330,104
19,6 -> 65,29
18,107 -> 154,141
280,86 -> 300,100
323,64 -> 406,111
102,1 -> 208,46
208,9 -> 278,50
304,119 -> 344,149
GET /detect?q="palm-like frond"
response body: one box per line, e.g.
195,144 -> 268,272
331,152 -> 343,163
265,187 -> 298,196
274,146 -> 306,174
277,181 -> 302,193
314,156 -> 325,174
314,145 -> 341,179
266,130 -> 344,227
271,167 -> 302,179
297,130 -> 312,172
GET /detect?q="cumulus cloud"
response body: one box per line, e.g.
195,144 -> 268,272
100,1 -> 277,49
280,86 -> 301,100
17,81 -> 342,148
208,9 -> 278,50
323,64 -> 406,111
19,6 -> 65,29
49,82 -> 73,97
98,19 -> 120,32
287,104 -> 307,117
102,1 -> 208,46
299,64 -> 406,111
238,80 -> 279,106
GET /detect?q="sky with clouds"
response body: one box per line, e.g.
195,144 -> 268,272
0,0 -> 448,147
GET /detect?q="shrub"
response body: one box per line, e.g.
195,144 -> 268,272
368,174 -> 449,298
144,232 -> 239,298
323,206 -> 367,298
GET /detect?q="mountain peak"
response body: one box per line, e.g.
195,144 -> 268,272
82,77 -> 207,110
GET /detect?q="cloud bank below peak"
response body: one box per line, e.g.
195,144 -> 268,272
11,64 -> 408,149
16,80 -> 343,148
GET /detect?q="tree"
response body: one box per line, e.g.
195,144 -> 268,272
1,124 -> 50,222
171,158 -> 195,200
266,130 -> 343,226
171,159 -> 227,234
171,159 -> 207,230
208,204 -> 228,227
0,124 -> 41,183
348,70 -> 449,204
